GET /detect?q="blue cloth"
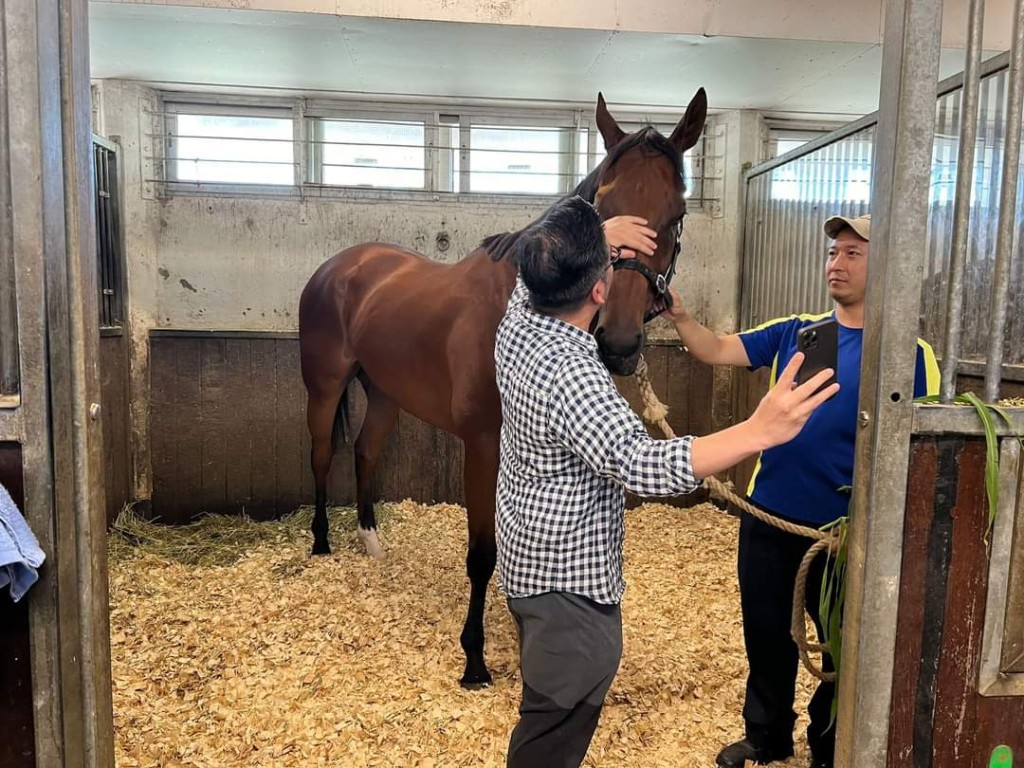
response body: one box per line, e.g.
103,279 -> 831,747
0,482 -> 45,602
738,312 -> 940,526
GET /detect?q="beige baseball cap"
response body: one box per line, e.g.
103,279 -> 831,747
823,213 -> 870,241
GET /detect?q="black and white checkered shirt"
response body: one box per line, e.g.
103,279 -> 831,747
495,278 -> 700,604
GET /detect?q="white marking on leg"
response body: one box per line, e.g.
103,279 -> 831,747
358,526 -> 385,559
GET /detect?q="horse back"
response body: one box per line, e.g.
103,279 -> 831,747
299,242 -> 515,434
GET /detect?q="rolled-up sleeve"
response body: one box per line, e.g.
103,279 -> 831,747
547,357 -> 699,497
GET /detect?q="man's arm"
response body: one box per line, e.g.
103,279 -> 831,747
548,358 -> 700,496
690,354 -> 836,476
549,353 -> 838,493
663,288 -> 751,366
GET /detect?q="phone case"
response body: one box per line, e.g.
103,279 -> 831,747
796,317 -> 839,395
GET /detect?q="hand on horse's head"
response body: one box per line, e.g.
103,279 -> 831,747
602,216 -> 657,259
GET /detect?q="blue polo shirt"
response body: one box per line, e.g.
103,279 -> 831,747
739,312 -> 940,526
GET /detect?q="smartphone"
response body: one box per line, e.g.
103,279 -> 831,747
795,317 -> 838,397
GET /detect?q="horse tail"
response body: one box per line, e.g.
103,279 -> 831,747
331,384 -> 352,451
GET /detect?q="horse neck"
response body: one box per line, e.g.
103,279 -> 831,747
462,247 -> 519,296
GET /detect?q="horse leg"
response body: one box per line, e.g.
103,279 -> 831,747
459,434 -> 498,689
307,381 -> 345,556
353,376 -> 399,559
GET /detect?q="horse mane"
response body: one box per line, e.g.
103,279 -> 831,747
481,126 -> 683,263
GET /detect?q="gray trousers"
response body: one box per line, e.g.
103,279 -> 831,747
506,592 -> 623,768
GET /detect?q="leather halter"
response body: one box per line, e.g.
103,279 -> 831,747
611,219 -> 682,324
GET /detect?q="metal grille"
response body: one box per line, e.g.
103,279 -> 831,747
93,139 -> 124,329
742,126 -> 874,327
742,54 -> 1024,369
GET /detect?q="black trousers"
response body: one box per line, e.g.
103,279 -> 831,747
738,510 -> 836,762
506,592 -> 623,768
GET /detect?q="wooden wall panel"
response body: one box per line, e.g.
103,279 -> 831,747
888,436 -> 1024,766
728,365 -> 772,493
149,334 -> 716,522
99,333 -> 131,526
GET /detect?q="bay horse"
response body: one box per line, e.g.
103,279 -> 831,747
298,88 -> 708,688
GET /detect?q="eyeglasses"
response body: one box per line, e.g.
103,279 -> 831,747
608,245 -> 623,266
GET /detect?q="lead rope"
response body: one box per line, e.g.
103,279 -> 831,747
633,355 -> 838,682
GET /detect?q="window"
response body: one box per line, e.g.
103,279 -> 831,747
767,127 -> 835,159
468,124 -> 568,195
313,118 -> 426,189
168,110 -> 294,185
159,95 -> 710,204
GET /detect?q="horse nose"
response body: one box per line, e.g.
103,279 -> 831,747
596,327 -> 642,358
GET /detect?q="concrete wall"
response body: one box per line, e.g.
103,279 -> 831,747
93,80 -> 161,501
95,78 -> 765,504
153,195 -> 549,330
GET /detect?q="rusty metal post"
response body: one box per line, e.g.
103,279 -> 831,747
834,0 -> 944,765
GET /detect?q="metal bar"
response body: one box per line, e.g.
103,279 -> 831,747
150,328 -> 301,339
291,98 -> 304,187
913,402 -> 1024,435
109,148 -> 126,327
458,115 -> 471,194
985,0 -> 1024,402
0,2 -> 18,396
738,170 -> 755,328
749,112 -> 880,180
835,0 -> 945,765
94,145 -> 109,327
948,358 -> 1024,382
157,88 -> 706,120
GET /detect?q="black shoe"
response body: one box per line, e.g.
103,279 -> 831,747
716,738 -> 795,767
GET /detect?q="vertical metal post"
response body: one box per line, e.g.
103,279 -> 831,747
834,0 -> 944,765
984,0 -> 1024,402
0,1 -> 19,396
939,0 -> 983,404
458,115 -> 471,194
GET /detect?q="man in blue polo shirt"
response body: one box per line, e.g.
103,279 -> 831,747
667,214 -> 939,768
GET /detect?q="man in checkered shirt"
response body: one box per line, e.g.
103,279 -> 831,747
495,195 -> 839,768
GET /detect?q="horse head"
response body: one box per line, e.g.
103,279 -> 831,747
588,88 -> 708,376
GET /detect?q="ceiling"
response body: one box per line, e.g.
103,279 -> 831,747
88,2 -> 1001,121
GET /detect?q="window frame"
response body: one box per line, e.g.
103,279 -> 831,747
163,99 -> 299,189
158,93 -> 710,208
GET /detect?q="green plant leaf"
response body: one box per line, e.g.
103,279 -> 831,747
959,392 -> 1001,537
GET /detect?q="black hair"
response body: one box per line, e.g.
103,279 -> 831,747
514,195 -> 608,315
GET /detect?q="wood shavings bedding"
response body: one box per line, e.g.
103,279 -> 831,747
109,501 -> 817,767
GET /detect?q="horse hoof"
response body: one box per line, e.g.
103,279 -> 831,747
358,527 -> 385,559
459,669 -> 493,690
310,542 -> 331,557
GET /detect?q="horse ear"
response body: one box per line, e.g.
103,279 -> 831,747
595,92 -> 627,152
669,87 -> 708,153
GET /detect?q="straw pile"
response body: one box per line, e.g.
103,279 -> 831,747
109,501 -> 817,767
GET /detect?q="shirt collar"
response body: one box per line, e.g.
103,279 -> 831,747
516,294 -> 599,351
